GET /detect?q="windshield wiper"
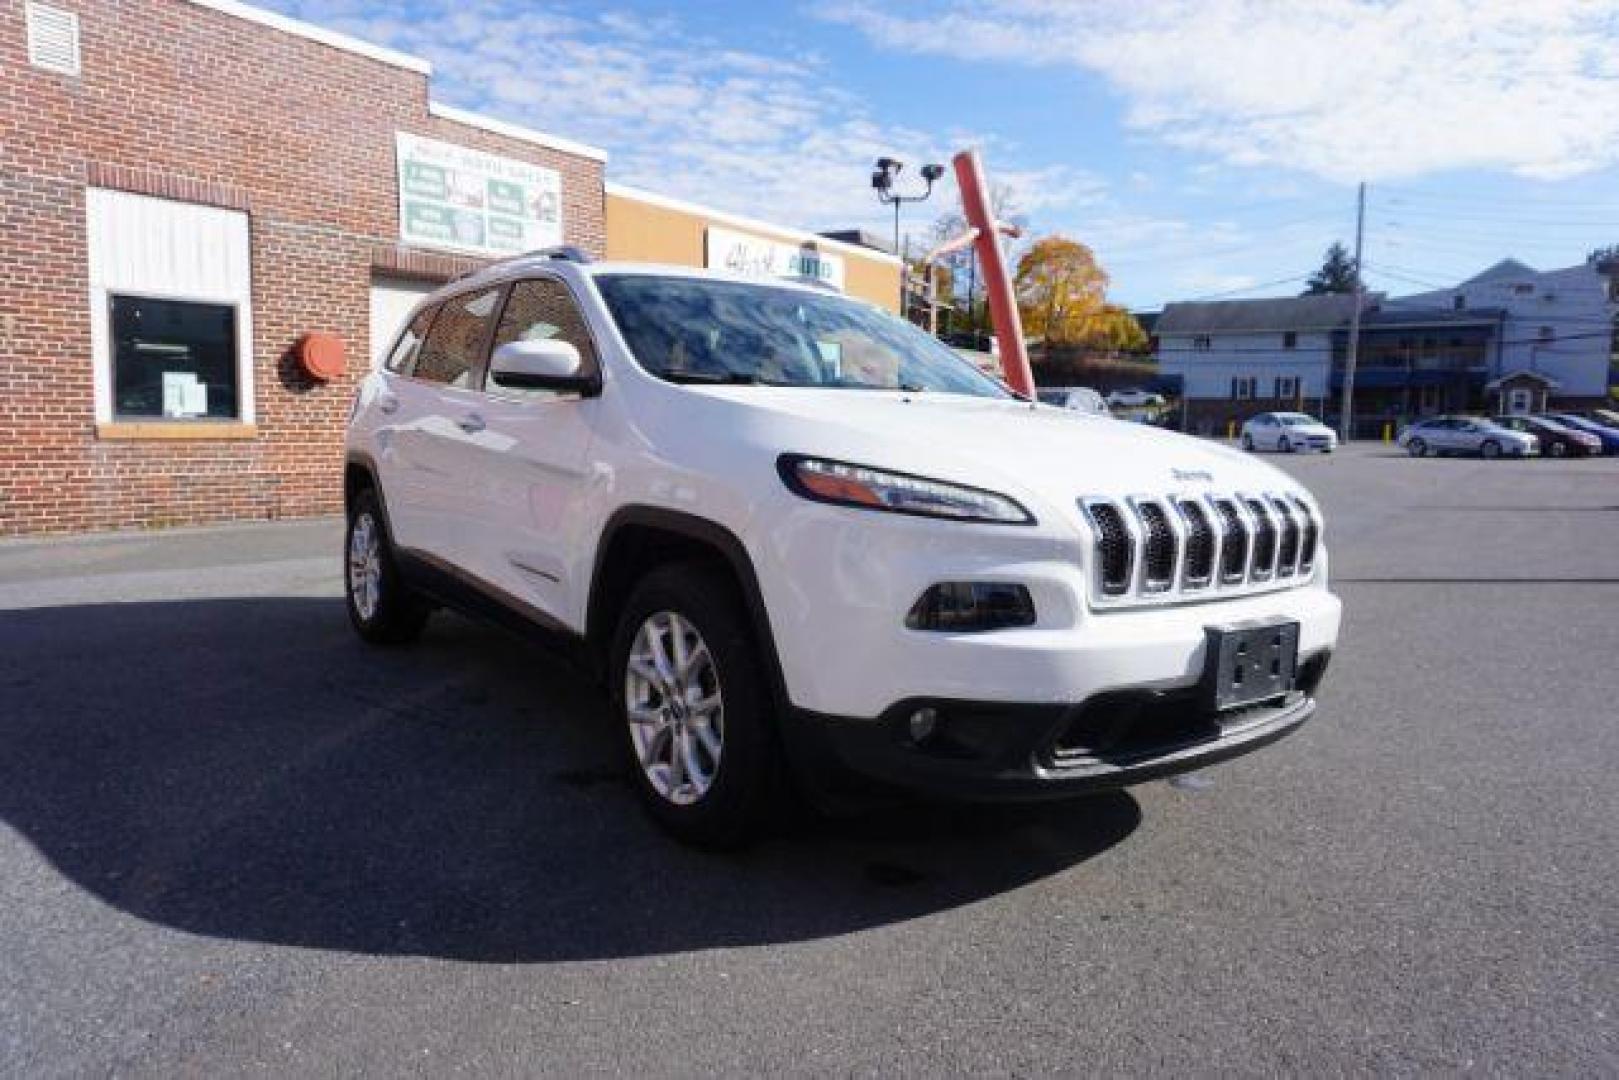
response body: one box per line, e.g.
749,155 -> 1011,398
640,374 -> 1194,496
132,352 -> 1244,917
656,369 -> 759,385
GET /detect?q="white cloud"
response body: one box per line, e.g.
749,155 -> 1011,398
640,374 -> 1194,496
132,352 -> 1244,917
266,0 -> 1104,240
821,0 -> 1619,182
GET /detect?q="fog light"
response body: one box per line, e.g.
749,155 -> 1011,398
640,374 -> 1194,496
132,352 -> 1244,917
908,707 -> 939,743
905,582 -> 1036,632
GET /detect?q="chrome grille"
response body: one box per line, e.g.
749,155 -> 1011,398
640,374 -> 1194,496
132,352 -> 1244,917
1080,491 -> 1321,605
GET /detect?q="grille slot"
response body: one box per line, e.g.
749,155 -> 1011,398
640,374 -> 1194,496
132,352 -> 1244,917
1245,497 -> 1277,578
1133,500 -> 1177,591
1213,498 -> 1248,583
1271,497 -> 1300,577
1291,496 -> 1319,572
1086,502 -> 1133,596
1177,500 -> 1215,587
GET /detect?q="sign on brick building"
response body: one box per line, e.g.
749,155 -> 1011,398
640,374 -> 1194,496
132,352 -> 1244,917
396,132 -> 562,257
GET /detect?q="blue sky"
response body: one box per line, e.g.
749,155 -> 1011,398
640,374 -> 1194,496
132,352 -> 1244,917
269,0 -> 1619,310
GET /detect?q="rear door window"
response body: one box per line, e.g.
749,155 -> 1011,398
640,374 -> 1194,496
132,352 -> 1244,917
414,287 -> 503,388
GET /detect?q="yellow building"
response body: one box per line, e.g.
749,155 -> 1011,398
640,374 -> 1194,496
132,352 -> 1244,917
605,183 -> 902,312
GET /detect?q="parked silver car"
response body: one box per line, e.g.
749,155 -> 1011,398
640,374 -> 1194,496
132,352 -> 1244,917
1036,386 -> 1110,415
1397,416 -> 1537,459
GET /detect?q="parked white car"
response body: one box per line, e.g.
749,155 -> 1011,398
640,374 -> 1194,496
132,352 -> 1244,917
1037,386 -> 1109,415
345,250 -> 1341,845
1397,416 -> 1538,459
1107,388 -> 1165,408
1241,412 -> 1338,454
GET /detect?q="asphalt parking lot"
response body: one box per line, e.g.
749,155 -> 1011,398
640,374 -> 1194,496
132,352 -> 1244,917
2,443 -> 1616,1075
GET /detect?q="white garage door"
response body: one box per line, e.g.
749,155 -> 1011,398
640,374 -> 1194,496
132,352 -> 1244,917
369,277 -> 438,367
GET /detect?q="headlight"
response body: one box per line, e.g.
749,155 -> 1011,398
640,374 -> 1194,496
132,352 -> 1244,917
778,455 -> 1035,525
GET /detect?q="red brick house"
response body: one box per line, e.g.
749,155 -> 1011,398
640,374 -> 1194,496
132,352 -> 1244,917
1,0 -> 609,535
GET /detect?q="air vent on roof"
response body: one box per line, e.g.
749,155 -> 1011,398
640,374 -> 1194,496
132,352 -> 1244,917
27,3 -> 81,76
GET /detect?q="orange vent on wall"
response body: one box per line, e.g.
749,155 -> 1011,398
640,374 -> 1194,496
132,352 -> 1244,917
297,332 -> 346,381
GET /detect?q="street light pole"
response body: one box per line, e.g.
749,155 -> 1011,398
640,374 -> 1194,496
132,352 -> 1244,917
872,157 -> 945,318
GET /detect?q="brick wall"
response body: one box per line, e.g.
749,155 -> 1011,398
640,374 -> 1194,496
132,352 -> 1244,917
0,0 -> 606,535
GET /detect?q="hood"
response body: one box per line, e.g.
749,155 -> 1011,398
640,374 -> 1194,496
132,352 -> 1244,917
681,387 -> 1309,513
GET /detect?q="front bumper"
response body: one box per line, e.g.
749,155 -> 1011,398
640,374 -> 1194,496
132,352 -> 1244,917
785,651 -> 1329,801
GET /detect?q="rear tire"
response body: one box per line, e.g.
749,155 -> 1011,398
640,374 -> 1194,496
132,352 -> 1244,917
344,489 -> 430,645
609,561 -> 784,848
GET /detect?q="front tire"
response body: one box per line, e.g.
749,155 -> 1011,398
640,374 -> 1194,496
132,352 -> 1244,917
1280,436 -> 1295,453
1407,438 -> 1427,458
1481,439 -> 1502,460
1550,442 -> 1567,458
1241,433 -> 1254,451
610,561 -> 783,848
345,489 -> 430,644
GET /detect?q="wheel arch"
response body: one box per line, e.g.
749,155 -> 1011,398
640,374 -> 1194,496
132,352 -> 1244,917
587,507 -> 789,713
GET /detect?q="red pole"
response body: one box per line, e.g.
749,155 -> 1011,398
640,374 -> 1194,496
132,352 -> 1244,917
953,148 -> 1034,397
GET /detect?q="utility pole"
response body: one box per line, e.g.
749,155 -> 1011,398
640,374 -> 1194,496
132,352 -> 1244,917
1339,181 -> 1366,442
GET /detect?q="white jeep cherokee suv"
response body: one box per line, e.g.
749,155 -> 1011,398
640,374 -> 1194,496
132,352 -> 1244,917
345,249 -> 1341,845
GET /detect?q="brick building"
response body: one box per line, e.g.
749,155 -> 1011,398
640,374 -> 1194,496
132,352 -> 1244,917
2,0 -> 617,535
2,0 -> 902,537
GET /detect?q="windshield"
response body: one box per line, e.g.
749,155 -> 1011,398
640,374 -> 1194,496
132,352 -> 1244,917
1278,413 -> 1317,426
594,274 -> 1011,398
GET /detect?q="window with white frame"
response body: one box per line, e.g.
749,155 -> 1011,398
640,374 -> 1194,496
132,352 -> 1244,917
1193,335 -> 1212,351
1538,325 -> 1555,342
1230,376 -> 1257,400
1274,375 -> 1299,399
86,189 -> 254,424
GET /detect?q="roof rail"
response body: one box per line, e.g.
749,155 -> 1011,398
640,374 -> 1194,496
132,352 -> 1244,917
526,245 -> 592,264
451,245 -> 593,282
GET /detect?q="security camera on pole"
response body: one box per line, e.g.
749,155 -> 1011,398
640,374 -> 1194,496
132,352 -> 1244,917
872,158 -> 945,313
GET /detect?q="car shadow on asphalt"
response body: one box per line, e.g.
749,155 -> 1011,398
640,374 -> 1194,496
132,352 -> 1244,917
0,597 -> 1138,962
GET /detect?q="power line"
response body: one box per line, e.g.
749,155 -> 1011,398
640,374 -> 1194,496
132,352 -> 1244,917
1152,329 -> 1613,356
1374,184 -> 1619,211
1372,201 -> 1619,228
1182,274 -> 1313,302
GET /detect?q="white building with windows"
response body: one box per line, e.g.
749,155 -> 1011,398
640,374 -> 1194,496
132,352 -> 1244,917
1155,294 -> 1360,431
1389,258 -> 1616,407
1157,259 -> 1615,435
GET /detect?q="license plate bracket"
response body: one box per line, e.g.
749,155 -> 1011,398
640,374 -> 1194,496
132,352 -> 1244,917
1203,620 -> 1299,712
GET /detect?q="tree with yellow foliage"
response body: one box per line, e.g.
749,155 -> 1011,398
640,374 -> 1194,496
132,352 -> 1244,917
1015,235 -> 1145,354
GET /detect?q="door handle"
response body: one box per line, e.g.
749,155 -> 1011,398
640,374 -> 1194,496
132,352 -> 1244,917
378,393 -> 400,415
457,412 -> 486,434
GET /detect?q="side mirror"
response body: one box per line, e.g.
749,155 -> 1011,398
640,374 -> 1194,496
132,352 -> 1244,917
488,338 -> 598,395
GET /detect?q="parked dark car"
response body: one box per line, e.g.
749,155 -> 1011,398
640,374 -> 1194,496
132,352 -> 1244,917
1546,413 -> 1619,455
1492,415 -> 1601,457
1580,407 -> 1619,428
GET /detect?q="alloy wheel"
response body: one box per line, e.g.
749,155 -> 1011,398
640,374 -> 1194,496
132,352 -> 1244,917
348,511 -> 382,621
625,611 -> 724,806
